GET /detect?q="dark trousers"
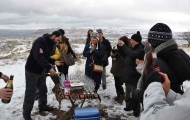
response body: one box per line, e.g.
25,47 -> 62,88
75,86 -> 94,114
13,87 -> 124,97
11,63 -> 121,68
50,75 -> 60,84
114,76 -> 124,95
23,70 -> 47,117
57,65 -> 69,80
125,84 -> 140,114
95,84 -> 100,91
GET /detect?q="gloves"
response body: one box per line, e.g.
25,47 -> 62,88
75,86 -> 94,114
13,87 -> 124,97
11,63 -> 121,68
112,47 -> 118,54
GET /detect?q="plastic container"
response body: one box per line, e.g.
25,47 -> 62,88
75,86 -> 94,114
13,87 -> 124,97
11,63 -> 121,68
64,74 -> 70,96
74,107 -> 100,120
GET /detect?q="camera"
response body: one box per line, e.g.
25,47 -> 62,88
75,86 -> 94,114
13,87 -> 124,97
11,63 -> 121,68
112,47 -> 118,54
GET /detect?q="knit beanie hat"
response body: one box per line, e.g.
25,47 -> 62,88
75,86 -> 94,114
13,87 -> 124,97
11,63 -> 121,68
148,23 -> 172,48
96,29 -> 103,35
131,31 -> 142,43
90,32 -> 99,40
119,36 -> 129,45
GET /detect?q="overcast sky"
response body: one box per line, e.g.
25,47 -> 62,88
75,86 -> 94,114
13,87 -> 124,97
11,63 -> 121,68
0,0 -> 190,32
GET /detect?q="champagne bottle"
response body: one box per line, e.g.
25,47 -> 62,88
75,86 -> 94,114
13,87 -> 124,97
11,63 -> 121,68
2,75 -> 14,104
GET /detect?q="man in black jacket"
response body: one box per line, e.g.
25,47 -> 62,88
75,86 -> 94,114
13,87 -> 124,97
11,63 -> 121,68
23,31 -> 63,120
118,31 -> 145,117
96,29 -> 112,89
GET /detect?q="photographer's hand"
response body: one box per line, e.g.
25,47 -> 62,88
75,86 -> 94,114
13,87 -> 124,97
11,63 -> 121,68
159,72 -> 170,96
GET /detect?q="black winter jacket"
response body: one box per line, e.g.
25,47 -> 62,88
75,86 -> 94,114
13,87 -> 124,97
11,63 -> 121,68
120,43 -> 145,86
143,43 -> 190,94
101,37 -> 112,57
25,35 -> 55,74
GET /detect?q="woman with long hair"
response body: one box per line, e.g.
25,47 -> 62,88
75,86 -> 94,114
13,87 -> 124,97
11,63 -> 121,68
110,36 -> 131,103
52,29 -> 76,79
83,32 -> 105,92
86,29 -> 93,44
131,23 -> 190,109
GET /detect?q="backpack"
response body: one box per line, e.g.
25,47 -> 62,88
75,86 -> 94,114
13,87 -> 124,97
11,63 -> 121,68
179,49 -> 190,68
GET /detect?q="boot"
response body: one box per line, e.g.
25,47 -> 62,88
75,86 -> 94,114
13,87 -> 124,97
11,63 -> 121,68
23,102 -> 33,120
133,112 -> 140,117
117,93 -> 125,103
114,91 -> 120,101
23,116 -> 32,120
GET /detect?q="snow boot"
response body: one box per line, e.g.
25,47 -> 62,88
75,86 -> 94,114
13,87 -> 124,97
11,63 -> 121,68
117,93 -> 125,103
114,91 -> 120,101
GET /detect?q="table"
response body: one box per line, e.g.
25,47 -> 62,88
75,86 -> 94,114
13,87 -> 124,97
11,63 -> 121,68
52,83 -> 101,111
63,88 -> 101,109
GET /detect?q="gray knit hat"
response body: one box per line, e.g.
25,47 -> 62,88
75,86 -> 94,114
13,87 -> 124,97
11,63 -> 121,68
90,32 -> 99,40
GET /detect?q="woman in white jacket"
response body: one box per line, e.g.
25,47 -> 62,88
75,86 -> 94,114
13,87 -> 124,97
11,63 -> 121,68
141,72 -> 190,120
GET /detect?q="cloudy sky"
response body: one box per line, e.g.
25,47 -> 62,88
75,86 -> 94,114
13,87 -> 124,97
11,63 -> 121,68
0,0 -> 190,32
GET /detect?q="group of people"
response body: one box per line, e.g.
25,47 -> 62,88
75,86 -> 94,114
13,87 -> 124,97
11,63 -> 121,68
83,23 -> 190,119
83,29 -> 112,92
1,23 -> 190,120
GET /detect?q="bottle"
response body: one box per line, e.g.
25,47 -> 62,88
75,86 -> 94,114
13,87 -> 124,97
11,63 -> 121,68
2,75 -> 14,104
64,74 -> 70,96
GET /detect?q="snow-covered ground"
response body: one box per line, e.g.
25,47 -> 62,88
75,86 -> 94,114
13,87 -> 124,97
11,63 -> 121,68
0,42 -> 190,120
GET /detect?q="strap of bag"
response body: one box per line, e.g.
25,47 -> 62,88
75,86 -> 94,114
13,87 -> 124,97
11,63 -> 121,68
92,55 -> 103,66
91,55 -> 94,63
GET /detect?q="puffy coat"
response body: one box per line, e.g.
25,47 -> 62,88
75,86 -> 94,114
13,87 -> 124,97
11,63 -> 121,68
83,42 -> 105,84
110,46 -> 125,78
142,39 -> 190,94
120,44 -> 145,86
141,82 -> 190,120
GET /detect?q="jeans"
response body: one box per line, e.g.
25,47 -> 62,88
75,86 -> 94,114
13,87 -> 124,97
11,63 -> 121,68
101,67 -> 106,88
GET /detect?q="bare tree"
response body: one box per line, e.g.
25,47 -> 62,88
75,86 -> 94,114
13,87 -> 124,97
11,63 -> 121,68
182,32 -> 190,47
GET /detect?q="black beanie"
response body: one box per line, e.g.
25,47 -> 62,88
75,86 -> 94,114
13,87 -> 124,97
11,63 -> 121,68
131,31 -> 142,43
58,29 -> 65,35
148,23 -> 172,48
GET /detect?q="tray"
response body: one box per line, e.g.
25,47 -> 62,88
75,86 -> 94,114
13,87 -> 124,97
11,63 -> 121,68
70,80 -> 85,87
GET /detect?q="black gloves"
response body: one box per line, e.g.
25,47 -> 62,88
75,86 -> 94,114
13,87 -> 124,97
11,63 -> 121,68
112,47 -> 118,54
